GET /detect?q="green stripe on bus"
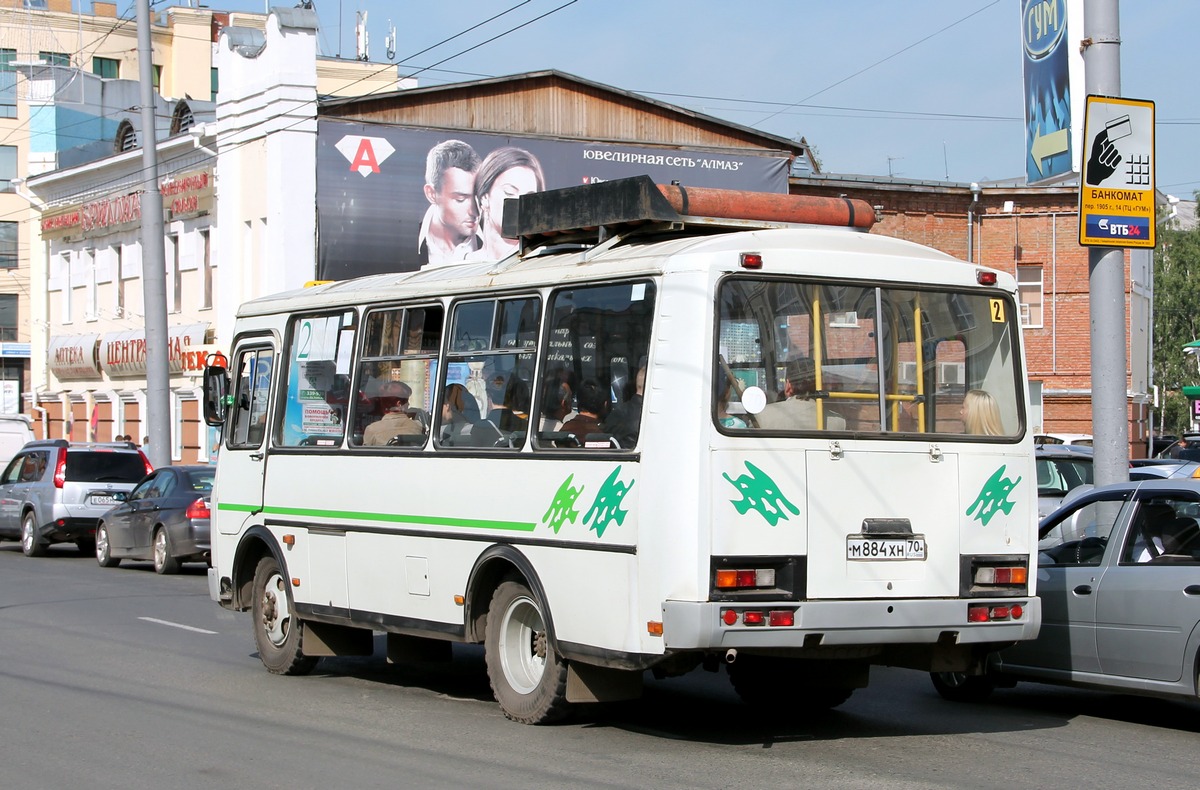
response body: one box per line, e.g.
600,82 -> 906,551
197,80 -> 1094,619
216,501 -> 535,532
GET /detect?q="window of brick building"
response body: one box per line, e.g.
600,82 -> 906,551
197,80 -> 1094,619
1018,264 -> 1044,329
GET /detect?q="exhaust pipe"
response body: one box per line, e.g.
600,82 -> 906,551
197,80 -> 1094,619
724,648 -> 737,664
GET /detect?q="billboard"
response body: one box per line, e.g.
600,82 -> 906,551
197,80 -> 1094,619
315,120 -> 791,280
1022,0 -> 1085,185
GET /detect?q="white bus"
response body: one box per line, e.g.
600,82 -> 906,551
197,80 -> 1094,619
203,177 -> 1039,724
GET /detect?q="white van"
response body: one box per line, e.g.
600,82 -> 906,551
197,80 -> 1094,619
0,414 -> 35,469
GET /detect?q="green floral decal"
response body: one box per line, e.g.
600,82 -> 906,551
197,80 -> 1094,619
542,473 -> 583,534
584,466 -> 634,538
541,467 -> 636,539
723,461 -> 800,526
965,465 -> 1022,526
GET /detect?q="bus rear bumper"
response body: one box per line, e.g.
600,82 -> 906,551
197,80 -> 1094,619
661,597 -> 1041,650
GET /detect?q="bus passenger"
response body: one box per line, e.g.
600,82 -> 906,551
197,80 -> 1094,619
363,382 -> 423,445
755,358 -> 846,431
962,389 -> 1004,436
561,379 -> 607,446
602,365 -> 645,447
539,378 -> 573,433
440,382 -> 480,445
489,376 -> 532,433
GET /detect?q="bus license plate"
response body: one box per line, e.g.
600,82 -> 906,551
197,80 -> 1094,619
846,536 -> 926,561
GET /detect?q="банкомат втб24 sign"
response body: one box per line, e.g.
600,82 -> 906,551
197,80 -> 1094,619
1078,95 -> 1155,249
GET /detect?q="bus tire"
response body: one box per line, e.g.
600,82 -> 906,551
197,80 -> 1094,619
929,671 -> 994,703
251,555 -> 318,676
484,580 -> 570,725
728,656 -> 854,711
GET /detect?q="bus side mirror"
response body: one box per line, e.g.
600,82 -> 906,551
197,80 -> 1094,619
202,366 -> 229,427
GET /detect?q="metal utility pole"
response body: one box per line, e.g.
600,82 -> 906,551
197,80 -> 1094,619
1084,0 -> 1128,485
136,0 -> 171,468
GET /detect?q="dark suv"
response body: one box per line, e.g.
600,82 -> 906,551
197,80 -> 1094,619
0,440 -> 151,557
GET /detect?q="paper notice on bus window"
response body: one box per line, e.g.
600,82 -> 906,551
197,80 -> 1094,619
631,283 -> 646,302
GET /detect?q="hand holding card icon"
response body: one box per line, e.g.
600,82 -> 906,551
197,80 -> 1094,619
1086,121 -> 1125,186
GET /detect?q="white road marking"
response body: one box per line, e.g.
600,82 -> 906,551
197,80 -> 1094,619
138,616 -> 218,634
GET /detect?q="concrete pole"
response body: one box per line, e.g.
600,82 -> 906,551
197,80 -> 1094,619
136,0 -> 171,468
1084,0 -> 1129,485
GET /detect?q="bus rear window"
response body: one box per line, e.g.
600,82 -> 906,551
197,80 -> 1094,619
717,278 -> 1023,439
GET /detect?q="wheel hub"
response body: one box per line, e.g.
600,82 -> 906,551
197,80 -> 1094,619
260,573 -> 288,646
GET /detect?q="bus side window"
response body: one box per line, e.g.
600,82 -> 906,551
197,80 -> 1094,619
436,297 -> 538,450
229,347 -> 274,449
279,312 -> 356,448
536,281 -> 655,450
352,305 -> 443,448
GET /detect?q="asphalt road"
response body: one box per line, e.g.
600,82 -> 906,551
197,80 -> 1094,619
3,542 -> 1200,790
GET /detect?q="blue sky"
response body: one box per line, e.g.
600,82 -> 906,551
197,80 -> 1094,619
192,0 -> 1199,196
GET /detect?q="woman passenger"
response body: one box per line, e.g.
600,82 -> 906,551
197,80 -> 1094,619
440,382 -> 481,445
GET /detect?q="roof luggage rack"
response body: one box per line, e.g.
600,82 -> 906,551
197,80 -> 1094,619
503,175 -> 877,254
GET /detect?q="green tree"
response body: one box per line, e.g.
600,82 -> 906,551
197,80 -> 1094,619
1153,222 -> 1200,435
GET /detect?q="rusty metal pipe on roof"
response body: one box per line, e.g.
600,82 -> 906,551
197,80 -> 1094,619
655,183 -> 876,230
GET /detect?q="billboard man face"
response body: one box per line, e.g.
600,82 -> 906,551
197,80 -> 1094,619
425,166 -> 477,244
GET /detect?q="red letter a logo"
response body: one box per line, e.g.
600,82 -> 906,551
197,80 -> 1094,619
349,138 -> 379,175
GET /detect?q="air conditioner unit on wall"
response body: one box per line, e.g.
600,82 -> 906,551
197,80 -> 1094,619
897,361 -> 917,386
939,362 -> 965,386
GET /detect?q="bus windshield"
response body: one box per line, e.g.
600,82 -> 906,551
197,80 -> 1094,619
717,277 -> 1023,438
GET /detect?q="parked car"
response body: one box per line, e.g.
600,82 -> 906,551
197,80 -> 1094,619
931,479 -> 1200,703
1129,457 -> 1200,481
1156,433 -> 1200,462
95,465 -> 214,573
0,440 -> 151,557
1034,433 -> 1093,446
1036,444 -> 1094,519
0,414 -> 34,471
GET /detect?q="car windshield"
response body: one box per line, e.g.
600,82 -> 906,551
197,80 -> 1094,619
1037,455 -> 1093,497
66,451 -> 146,483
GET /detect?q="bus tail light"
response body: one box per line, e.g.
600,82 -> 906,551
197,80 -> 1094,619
968,603 -> 1026,623
974,566 -> 1027,586
715,568 -> 776,590
720,608 -> 797,627
966,556 -> 1029,596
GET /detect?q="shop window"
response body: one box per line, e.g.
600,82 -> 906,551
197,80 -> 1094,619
1018,265 -> 1044,328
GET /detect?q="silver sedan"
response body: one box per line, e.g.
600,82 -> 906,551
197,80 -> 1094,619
933,478 -> 1200,702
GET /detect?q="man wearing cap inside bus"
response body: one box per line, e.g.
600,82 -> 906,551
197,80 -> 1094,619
754,357 -> 846,431
363,381 -> 424,445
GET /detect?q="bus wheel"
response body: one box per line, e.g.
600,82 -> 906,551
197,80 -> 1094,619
252,555 -> 318,676
728,656 -> 854,711
929,671 -> 994,703
484,580 -> 570,725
